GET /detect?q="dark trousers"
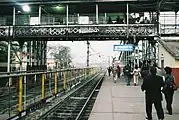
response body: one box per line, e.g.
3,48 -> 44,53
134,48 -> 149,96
146,99 -> 164,119
108,71 -> 111,76
165,88 -> 174,114
126,76 -> 131,86
117,72 -> 120,78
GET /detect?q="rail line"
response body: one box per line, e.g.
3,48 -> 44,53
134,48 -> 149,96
38,72 -> 105,120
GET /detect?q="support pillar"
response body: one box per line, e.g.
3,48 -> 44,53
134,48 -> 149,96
66,5 -> 69,26
161,54 -> 164,75
44,41 -> 46,66
104,13 -> 107,23
7,40 -> 11,117
142,40 -> 144,61
145,41 -> 148,60
32,41 -> 37,68
19,41 -> 25,113
77,13 -> 80,24
87,41 -> 90,67
175,11 -> 177,33
19,41 -> 25,71
157,9 -> 160,36
13,7 -> 15,26
41,41 -> 45,67
126,3 -> 129,38
153,44 -> 157,63
27,41 -> 32,68
8,6 -> 16,117
96,4 -> 99,24
39,5 -> 41,25
157,42 -> 159,65
37,41 -> 40,67
7,41 -> 11,74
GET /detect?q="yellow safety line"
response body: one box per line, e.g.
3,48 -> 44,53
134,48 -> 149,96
42,74 -> 45,99
18,76 -> 23,112
54,72 -> 57,95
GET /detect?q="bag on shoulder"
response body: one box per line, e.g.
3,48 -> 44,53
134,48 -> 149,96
166,75 -> 178,91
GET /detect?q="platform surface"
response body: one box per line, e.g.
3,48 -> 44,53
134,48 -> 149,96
88,75 -> 179,120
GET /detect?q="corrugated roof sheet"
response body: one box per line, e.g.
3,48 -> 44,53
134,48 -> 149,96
159,39 -> 179,60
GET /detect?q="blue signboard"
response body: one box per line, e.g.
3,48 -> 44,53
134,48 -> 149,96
113,44 -> 134,51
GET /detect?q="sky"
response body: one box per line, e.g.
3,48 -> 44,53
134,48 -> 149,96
47,41 -> 122,67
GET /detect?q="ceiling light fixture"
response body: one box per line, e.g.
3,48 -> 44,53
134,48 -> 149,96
22,5 -> 30,12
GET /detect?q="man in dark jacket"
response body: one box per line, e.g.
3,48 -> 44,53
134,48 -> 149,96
141,67 -> 165,120
123,63 -> 132,86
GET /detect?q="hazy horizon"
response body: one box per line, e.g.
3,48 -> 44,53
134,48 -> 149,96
47,41 -> 122,67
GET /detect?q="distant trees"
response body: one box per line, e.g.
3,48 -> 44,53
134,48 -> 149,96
47,44 -> 72,68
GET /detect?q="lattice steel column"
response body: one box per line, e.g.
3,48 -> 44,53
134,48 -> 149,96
27,41 -> 31,67
32,41 -> 36,66
41,41 -> 44,66
87,42 -> 89,67
38,41 -> 41,66
175,11 -> 177,33
19,41 -> 24,71
151,41 -> 157,64
40,41 -> 47,70
148,42 -> 151,60
43,41 -> 47,68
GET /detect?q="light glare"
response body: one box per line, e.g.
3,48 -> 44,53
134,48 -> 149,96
22,5 -> 30,12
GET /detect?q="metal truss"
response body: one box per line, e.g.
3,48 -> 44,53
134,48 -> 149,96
14,24 -> 156,37
0,24 -> 156,39
0,26 -> 10,37
0,24 -> 179,39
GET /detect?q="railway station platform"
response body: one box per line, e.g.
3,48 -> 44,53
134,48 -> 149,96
88,75 -> 179,120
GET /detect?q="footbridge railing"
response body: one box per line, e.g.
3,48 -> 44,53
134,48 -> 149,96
0,24 -> 157,39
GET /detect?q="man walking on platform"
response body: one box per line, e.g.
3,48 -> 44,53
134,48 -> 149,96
123,62 -> 132,86
107,67 -> 111,76
141,67 -> 165,120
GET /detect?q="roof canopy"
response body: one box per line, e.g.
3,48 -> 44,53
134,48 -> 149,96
0,0 -> 179,15
0,0 -> 156,3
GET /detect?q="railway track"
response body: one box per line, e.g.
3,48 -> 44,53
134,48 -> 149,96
0,73 -> 92,120
38,72 -> 105,120
79,78 -> 103,120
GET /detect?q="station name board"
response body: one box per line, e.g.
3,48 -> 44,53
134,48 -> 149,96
113,44 -> 134,51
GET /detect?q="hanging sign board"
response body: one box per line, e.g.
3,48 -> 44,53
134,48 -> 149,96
113,44 -> 134,51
